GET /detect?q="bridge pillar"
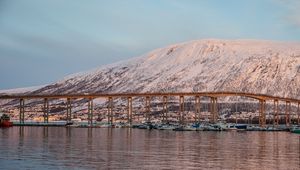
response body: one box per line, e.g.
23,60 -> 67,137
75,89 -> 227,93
285,101 -> 291,126
163,96 -> 168,123
273,100 -> 279,126
297,103 -> 300,125
19,98 -> 25,124
214,98 -> 218,122
263,100 -> 266,127
210,97 -> 213,122
259,100 -> 261,126
259,100 -> 266,127
108,97 -> 113,124
179,96 -> 184,124
88,98 -> 93,126
210,97 -> 217,123
145,96 -> 150,122
273,100 -> 275,126
127,97 -> 132,125
289,102 -> 292,124
66,98 -> 72,123
195,96 -> 200,123
43,98 -> 49,123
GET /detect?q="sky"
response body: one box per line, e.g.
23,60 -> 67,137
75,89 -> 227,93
0,0 -> 300,90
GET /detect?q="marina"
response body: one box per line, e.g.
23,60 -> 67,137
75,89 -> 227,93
6,120 -> 297,133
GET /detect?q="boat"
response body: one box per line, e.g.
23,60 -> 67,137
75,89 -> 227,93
183,125 -> 197,131
99,123 -> 113,128
235,124 -> 247,130
290,126 -> 300,134
228,124 -> 247,131
203,123 -> 227,131
291,129 -> 300,134
137,124 -> 149,129
157,124 -> 176,130
66,121 -> 74,126
0,113 -> 13,127
196,125 -> 205,131
265,126 -> 281,131
115,122 -> 128,128
247,125 -> 264,131
225,124 -> 238,131
135,122 -> 154,130
173,125 -> 185,131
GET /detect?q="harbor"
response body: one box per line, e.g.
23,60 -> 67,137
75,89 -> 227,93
8,120 -> 300,134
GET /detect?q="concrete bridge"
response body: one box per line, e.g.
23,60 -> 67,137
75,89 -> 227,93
0,91 -> 299,127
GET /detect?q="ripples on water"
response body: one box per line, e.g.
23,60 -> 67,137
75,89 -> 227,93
0,127 -> 300,170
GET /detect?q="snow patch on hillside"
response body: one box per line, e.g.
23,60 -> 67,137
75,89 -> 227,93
0,85 -> 45,94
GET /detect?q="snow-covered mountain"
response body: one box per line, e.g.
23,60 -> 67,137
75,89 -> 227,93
20,39 -> 300,99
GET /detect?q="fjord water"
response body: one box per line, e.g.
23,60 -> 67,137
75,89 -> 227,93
0,127 -> 299,169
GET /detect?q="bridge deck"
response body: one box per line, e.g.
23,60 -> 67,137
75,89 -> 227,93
0,91 -> 299,103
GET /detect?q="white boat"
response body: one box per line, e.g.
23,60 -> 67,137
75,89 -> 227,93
196,125 -> 205,131
157,124 -> 176,130
203,123 -> 226,131
183,125 -> 197,131
99,123 -> 112,128
173,124 -> 198,131
225,124 -> 238,131
247,125 -> 265,131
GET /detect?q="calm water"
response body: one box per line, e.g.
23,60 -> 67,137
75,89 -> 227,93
0,127 -> 300,170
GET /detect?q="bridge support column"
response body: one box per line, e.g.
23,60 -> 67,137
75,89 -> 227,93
145,96 -> 150,122
273,100 -> 279,126
263,100 -> 266,127
289,102 -> 292,125
210,97 -> 213,122
285,101 -> 291,126
214,98 -> 218,122
127,97 -> 132,125
259,100 -> 266,127
210,97 -> 217,123
297,103 -> 300,125
179,96 -> 184,124
43,98 -> 49,123
163,96 -> 168,123
66,98 -> 72,123
108,97 -> 113,124
19,99 -> 25,124
195,96 -> 200,123
88,98 -> 93,126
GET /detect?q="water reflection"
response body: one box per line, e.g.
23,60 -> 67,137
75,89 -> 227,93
299,137 -> 300,168
43,127 -> 48,138
19,126 -> 24,138
66,127 -> 71,138
0,127 -> 299,169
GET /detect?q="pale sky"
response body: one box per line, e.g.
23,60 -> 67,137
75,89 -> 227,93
0,0 -> 300,89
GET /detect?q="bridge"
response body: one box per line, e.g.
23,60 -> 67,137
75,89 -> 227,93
0,91 -> 300,127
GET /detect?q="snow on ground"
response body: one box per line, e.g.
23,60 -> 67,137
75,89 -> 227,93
0,85 -> 45,94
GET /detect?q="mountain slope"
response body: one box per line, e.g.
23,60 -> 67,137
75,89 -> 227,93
0,85 -> 45,95
31,39 -> 300,99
